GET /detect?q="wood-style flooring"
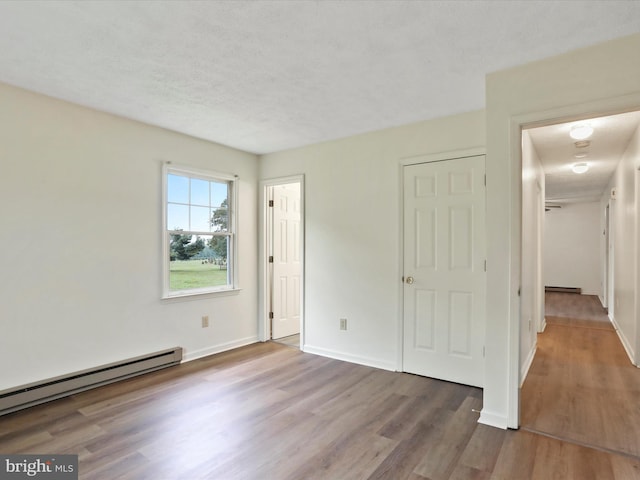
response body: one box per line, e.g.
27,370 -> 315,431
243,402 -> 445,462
1,320 -> 640,478
521,292 -> 640,462
271,333 -> 300,349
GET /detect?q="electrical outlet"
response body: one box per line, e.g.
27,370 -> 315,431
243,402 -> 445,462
340,318 -> 347,330
202,316 -> 209,328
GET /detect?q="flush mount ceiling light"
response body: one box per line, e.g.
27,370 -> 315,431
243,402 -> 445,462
574,152 -> 588,159
570,124 -> 594,140
572,162 -> 589,174
574,140 -> 591,148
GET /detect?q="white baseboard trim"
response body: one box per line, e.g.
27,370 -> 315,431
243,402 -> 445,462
520,344 -> 537,387
540,317 -> 547,333
303,345 -> 396,372
478,409 -> 508,430
182,336 -> 259,363
598,295 -> 606,308
610,317 -> 635,365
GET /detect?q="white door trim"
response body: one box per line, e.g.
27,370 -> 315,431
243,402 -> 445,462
607,200 -> 615,321
603,203 -> 609,309
259,175 -> 305,348
400,147 -> 486,167
635,169 -> 640,366
506,93 -> 640,429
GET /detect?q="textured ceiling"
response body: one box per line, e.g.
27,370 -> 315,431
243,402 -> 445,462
0,1 -> 640,154
528,111 -> 640,204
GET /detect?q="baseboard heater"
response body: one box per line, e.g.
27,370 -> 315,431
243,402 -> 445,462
0,346 -> 182,416
545,286 -> 582,294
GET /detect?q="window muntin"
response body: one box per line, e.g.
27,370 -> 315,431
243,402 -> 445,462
163,166 -> 236,297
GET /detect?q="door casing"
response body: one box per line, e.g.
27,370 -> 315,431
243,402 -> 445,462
506,98 -> 640,429
259,175 -> 305,346
270,182 -> 302,339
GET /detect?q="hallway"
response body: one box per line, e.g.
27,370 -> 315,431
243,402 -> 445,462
521,292 -> 640,459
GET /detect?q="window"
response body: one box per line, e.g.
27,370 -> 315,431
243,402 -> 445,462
163,164 -> 236,297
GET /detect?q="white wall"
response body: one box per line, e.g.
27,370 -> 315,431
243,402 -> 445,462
543,202 -> 601,296
259,111 -> 485,371
0,83 -> 259,391
520,131 -> 544,383
486,32 -> 640,428
601,123 -> 640,363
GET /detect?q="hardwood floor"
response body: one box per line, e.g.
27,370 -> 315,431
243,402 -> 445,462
544,291 -> 613,324
521,293 -> 640,462
271,333 -> 300,348
1,337 -> 640,479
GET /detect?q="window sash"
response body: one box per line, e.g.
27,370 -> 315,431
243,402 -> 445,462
162,163 -> 237,298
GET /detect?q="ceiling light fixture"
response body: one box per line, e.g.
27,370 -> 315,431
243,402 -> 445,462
574,140 -> 590,148
572,162 -> 589,174
574,153 -> 588,159
570,124 -> 594,140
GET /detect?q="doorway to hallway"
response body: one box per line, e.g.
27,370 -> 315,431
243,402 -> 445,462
518,110 -> 640,430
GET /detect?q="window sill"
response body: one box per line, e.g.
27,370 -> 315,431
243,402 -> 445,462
161,288 -> 242,303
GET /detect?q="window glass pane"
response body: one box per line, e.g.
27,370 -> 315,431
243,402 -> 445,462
190,178 -> 210,206
190,206 -> 212,232
169,234 -> 229,290
167,203 -> 189,231
211,203 -> 228,232
168,174 -> 189,204
211,181 -> 228,207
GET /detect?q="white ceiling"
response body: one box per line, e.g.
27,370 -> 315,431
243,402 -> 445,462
528,111 -> 640,204
0,1 -> 639,154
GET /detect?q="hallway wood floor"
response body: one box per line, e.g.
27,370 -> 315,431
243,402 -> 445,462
521,292 -> 640,461
2,335 -> 640,478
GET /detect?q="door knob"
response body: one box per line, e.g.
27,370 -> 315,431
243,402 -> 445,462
406,276 -> 414,284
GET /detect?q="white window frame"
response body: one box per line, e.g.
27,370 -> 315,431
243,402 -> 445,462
162,163 -> 238,299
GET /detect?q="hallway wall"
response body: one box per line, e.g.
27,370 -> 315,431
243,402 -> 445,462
520,130 -> 545,383
544,202 -> 601,296
601,122 -> 640,363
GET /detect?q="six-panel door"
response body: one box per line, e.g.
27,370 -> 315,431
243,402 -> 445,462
403,156 -> 486,387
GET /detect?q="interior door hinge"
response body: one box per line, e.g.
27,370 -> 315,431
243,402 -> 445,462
269,255 -> 274,263
269,313 -> 274,340
268,200 -> 274,207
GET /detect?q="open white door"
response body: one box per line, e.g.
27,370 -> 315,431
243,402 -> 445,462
270,183 -> 301,340
402,156 -> 486,388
